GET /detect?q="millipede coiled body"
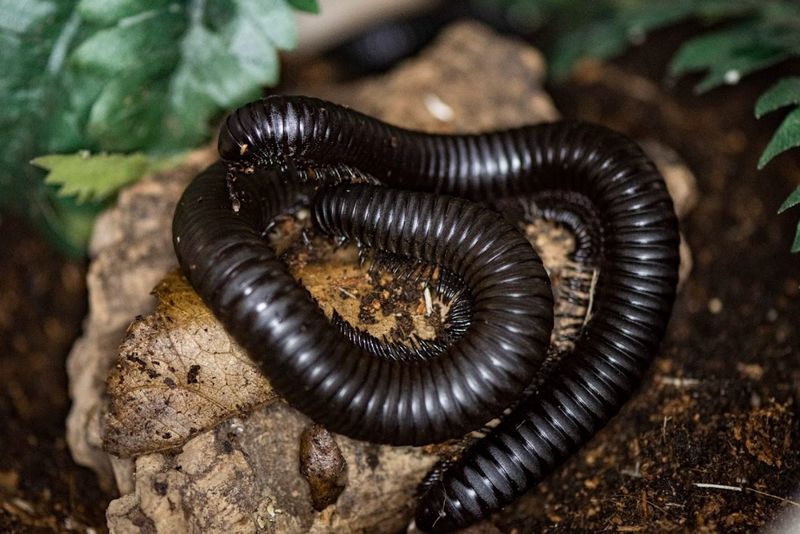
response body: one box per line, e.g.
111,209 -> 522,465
174,95 -> 680,532
174,167 -> 554,446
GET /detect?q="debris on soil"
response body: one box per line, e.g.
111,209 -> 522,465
283,232 -> 450,344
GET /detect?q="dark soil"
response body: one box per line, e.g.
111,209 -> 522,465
510,42 -> 800,533
1,23 -> 798,534
0,217 -> 110,532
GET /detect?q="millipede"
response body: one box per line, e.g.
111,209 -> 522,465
172,95 -> 680,532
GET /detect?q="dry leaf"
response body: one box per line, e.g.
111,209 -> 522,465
103,270 -> 276,457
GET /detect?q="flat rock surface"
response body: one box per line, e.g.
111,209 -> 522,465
64,21 -> 701,533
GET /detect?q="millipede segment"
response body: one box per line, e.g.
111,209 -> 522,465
174,166 -> 554,446
173,95 -> 679,532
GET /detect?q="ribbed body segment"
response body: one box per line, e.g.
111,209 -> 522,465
171,95 -> 680,532
174,167 -> 553,446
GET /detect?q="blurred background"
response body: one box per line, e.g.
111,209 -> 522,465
1,0 -> 798,531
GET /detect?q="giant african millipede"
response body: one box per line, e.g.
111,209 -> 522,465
172,95 -> 680,532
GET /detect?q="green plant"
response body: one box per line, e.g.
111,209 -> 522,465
0,0 -> 318,256
478,0 -> 800,252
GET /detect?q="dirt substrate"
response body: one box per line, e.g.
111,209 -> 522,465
0,218 -> 107,532
512,50 -> 800,531
1,25 -> 798,533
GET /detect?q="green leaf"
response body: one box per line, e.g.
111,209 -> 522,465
86,74 -> 175,152
756,77 -> 800,118
614,1 -> 698,38
669,23 -> 756,76
0,0 -> 58,33
761,0 -> 800,23
758,107 -> 800,168
1,0 -> 314,255
548,0 -> 760,80
781,185 -> 800,254
691,0 -> 757,19
36,192 -> 106,256
0,1 -> 91,251
76,0 -> 168,25
669,22 -> 791,93
32,151 -> 152,203
694,48 -> 789,93
550,20 -> 629,79
76,0 -> 299,153
70,6 -> 184,77
287,0 -> 319,13
779,186 -> 800,213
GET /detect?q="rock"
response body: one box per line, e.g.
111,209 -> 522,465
106,405 -> 438,534
299,425 -> 348,511
312,21 -> 557,131
65,21 -> 699,533
66,148 -> 217,488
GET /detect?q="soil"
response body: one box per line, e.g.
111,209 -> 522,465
524,39 -> 800,532
0,218 -> 108,532
1,23 -> 798,534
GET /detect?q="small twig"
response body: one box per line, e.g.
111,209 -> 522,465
423,284 -> 433,317
431,480 -> 449,528
338,287 -> 357,300
10,498 -> 35,515
646,499 -> 667,514
745,487 -> 800,508
583,268 -> 600,326
658,376 -> 701,387
693,483 -> 800,507
621,460 -> 642,478
693,483 -> 742,492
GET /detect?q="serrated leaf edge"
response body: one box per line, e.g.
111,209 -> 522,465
31,151 -> 152,204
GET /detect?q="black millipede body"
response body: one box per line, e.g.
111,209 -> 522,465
174,166 -> 554,445
172,95 -> 680,532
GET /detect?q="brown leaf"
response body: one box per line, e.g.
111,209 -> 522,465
103,270 -> 276,457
